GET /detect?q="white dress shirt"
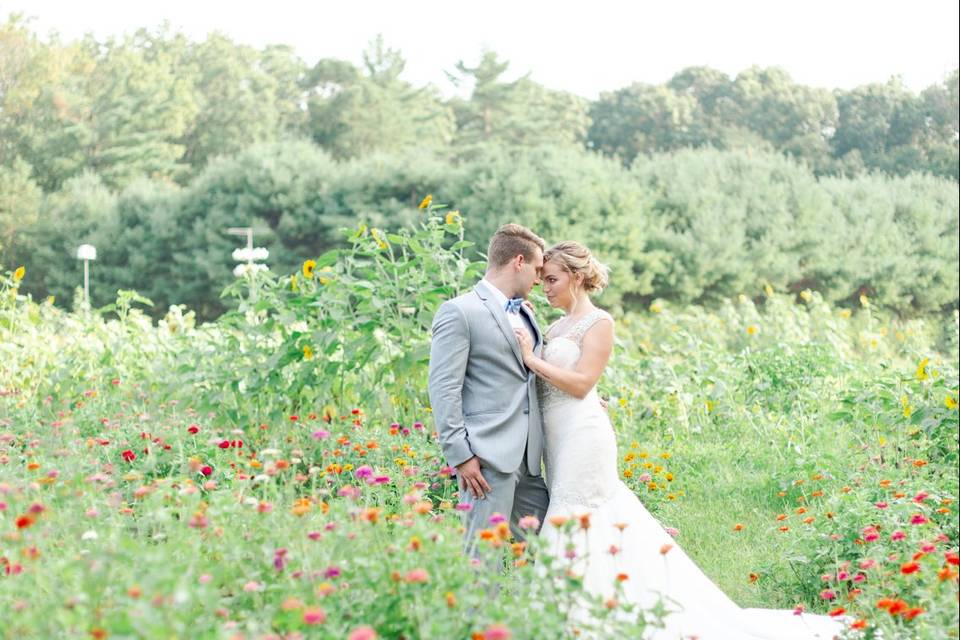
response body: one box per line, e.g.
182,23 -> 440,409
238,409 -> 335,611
481,278 -> 533,344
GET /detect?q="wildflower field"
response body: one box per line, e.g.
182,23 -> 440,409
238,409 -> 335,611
1,214 -> 958,639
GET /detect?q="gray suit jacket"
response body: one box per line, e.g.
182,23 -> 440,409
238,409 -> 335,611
428,280 -> 545,476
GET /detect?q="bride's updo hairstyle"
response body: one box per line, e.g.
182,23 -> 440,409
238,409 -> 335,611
543,241 -> 610,294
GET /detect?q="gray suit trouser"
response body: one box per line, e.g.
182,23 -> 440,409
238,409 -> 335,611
459,452 -> 550,557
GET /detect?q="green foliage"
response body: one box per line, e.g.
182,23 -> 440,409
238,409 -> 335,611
207,202 -> 481,423
1,20 -> 958,321
1,228 -> 957,637
307,36 -> 455,158
450,51 -> 590,150
0,156 -> 40,252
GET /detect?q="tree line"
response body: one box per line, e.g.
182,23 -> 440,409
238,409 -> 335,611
1,16 -> 957,319
2,15 -> 957,194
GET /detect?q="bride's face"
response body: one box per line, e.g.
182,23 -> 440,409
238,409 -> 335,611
542,261 -> 581,309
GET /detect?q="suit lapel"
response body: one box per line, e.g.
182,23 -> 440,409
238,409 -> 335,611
475,281 -> 526,369
520,304 -> 542,355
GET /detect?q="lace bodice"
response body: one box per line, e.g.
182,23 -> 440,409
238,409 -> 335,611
537,309 -> 613,409
538,308 -> 618,510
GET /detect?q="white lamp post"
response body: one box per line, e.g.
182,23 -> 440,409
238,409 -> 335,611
76,244 -> 97,308
227,227 -> 269,277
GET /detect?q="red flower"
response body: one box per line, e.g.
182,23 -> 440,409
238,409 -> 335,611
218,440 -> 231,449
902,607 -> 924,621
187,425 -> 200,434
200,466 -> 213,477
900,561 -> 920,575
289,415 -> 299,422
887,600 -> 909,616
828,607 -> 845,617
15,515 -> 35,529
121,449 -> 136,462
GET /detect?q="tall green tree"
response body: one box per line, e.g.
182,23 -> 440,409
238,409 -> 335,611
0,17 -> 95,191
307,37 -> 454,158
0,156 -> 40,255
450,51 -> 589,149
85,31 -> 198,188
179,33 -> 284,168
587,83 -> 699,163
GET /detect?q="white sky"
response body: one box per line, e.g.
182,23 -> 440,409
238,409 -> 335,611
3,0 -> 958,98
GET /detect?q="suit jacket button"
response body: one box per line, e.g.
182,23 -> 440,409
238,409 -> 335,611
523,408 -> 529,414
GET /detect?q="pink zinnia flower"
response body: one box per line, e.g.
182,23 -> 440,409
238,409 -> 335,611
910,513 -> 928,525
484,624 -> 512,640
874,501 -> 888,509
890,530 -> 906,541
338,485 -> 361,499
324,566 -> 341,579
819,589 -> 836,601
488,513 -> 507,525
312,429 -> 330,440
404,568 -> 429,584
348,626 -> 378,640
273,548 -> 288,570
355,466 -> 373,479
518,516 -> 540,531
455,503 -> 473,512
303,607 -> 326,625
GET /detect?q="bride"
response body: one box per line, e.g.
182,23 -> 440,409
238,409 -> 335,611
513,241 -> 846,640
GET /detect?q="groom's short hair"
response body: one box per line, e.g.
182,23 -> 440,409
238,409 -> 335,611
487,223 -> 545,268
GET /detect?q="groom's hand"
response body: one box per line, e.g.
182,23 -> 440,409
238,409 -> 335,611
456,456 -> 492,500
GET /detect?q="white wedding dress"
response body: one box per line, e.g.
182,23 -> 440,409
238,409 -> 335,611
537,309 -> 845,640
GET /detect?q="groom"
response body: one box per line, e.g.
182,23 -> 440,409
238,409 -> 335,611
428,223 -> 550,554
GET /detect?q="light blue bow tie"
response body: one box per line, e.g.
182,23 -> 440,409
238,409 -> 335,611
504,297 -> 524,314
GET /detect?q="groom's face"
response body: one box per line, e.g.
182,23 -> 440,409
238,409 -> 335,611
515,248 -> 544,298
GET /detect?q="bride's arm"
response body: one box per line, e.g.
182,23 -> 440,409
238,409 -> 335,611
514,320 -> 614,399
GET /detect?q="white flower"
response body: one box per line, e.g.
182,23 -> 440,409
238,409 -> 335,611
81,530 -> 98,541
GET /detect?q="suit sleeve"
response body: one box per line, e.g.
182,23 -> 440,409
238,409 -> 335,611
428,301 -> 474,469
